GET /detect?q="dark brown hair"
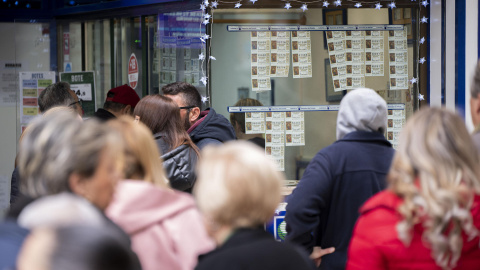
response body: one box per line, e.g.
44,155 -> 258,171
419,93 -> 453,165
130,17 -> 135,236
133,95 -> 200,156
161,82 -> 202,109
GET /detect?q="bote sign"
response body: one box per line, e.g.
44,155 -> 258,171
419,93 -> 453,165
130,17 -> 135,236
128,53 -> 139,89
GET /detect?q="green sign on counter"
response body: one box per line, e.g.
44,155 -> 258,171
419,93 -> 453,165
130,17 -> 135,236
60,71 -> 96,117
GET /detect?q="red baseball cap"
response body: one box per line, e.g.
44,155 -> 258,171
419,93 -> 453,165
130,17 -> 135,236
106,84 -> 140,109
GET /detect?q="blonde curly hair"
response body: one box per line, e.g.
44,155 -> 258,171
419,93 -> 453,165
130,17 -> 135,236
389,108 -> 480,269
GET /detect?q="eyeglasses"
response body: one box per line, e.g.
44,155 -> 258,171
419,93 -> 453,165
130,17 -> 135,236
179,105 -> 197,110
69,99 -> 83,108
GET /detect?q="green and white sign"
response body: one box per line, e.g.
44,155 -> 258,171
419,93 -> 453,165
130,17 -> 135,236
60,71 -> 96,117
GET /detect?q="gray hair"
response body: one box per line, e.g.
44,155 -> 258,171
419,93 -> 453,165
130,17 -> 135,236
38,82 -> 76,112
18,193 -> 105,229
18,110 -> 121,198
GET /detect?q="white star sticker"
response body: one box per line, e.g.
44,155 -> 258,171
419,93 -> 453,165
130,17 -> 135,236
204,0 -> 209,6
410,77 -> 417,84
420,37 -> 425,44
200,38 -> 205,43
204,14 -> 211,19
201,96 -> 210,103
211,1 -> 218,8
375,2 -> 382,9
199,53 -> 205,60
334,0 -> 341,7
418,93 -> 425,101
284,2 -> 292,9
422,0 -> 429,7
250,0 -> 257,4
234,2 -> 242,8
200,76 -> 208,86
200,4 -> 206,10
323,1 -> 329,7
354,2 -> 362,8
419,57 -> 426,64
388,2 -> 396,8
209,56 -> 216,60
275,209 -> 280,215
300,3 -> 308,11
202,34 -> 210,40
203,19 -> 209,25
421,16 -> 428,23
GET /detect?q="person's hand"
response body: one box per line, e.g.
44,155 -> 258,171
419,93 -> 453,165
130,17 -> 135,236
309,246 -> 335,267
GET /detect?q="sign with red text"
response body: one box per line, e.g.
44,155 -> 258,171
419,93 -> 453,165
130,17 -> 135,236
63,33 -> 70,61
128,53 -> 139,89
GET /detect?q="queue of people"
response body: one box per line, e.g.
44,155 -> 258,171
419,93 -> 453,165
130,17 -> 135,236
2,67 -> 480,270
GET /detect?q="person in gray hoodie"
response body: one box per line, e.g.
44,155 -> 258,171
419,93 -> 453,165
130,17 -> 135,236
285,88 -> 395,270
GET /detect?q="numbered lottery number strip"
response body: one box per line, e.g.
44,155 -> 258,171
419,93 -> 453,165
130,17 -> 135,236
285,111 -> 305,146
270,31 -> 290,78
345,31 -> 366,90
327,31 -> 347,91
292,31 -> 312,78
388,29 -> 408,90
365,31 -> 384,77
245,112 -> 266,134
387,109 -> 406,148
265,111 -> 286,171
251,31 -> 272,91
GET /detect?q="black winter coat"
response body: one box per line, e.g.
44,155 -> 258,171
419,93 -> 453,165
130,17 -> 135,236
285,131 -> 395,270
154,133 -> 198,193
195,227 -> 315,270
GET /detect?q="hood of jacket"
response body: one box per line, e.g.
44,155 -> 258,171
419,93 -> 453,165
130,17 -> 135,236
106,180 -> 198,235
187,108 -> 236,146
336,88 -> 387,140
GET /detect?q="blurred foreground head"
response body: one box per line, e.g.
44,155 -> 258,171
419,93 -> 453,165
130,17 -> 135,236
17,226 -> 139,270
107,115 -> 168,187
194,141 -> 282,229
17,110 -> 124,211
389,107 -> 480,268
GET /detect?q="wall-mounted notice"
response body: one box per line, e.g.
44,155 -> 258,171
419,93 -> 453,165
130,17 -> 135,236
245,112 -> 265,134
292,31 -> 312,78
270,31 -> 290,77
388,29 -> 408,90
0,62 -> 21,106
251,31 -> 272,91
19,72 -> 55,124
60,71 -> 96,117
365,31 -> 384,77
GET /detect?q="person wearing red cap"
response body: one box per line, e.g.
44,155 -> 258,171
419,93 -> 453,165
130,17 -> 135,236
93,84 -> 140,122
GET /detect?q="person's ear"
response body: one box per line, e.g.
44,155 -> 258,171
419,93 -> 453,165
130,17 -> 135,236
69,173 -> 87,197
235,122 -> 242,133
190,107 -> 201,123
123,105 -> 132,115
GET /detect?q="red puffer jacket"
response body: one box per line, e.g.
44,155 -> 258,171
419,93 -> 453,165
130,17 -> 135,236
346,190 -> 480,270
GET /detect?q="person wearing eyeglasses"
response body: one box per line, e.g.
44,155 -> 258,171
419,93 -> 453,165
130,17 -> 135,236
11,82 -> 83,206
92,84 -> 140,122
162,82 -> 236,149
38,82 -> 83,116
